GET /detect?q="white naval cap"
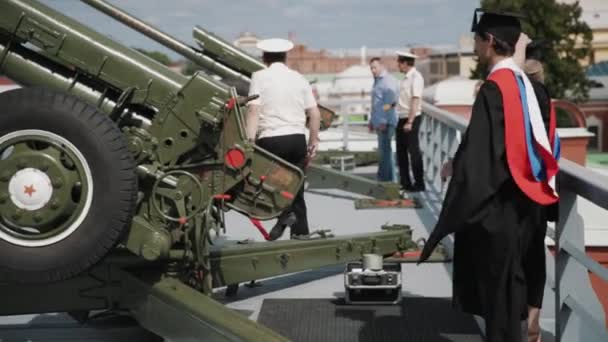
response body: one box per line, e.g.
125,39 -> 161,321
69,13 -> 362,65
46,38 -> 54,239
256,38 -> 294,53
396,50 -> 418,59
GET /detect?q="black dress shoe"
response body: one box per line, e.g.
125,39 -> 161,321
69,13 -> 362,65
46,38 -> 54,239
268,224 -> 286,241
268,212 -> 297,241
411,184 -> 426,192
401,184 -> 415,192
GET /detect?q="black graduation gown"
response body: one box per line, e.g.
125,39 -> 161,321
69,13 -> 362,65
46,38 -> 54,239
419,80 -> 557,342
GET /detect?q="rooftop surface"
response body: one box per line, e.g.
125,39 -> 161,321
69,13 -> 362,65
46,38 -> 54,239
2,129 -> 607,341
0,177 -> 462,341
0,167 -> 559,341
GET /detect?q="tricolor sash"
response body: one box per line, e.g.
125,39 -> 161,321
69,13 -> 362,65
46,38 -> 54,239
488,66 -> 560,205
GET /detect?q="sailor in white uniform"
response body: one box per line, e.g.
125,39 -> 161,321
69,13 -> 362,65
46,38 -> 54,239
246,38 -> 321,240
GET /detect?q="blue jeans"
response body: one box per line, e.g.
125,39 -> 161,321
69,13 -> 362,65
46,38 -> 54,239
376,127 -> 395,182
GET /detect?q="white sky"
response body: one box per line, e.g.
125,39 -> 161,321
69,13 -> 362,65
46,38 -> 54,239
40,0 -> 480,56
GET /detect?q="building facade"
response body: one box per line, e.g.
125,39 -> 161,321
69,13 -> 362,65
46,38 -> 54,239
562,0 -> 608,63
232,32 -> 432,75
427,35 -> 476,85
580,70 -> 608,151
287,45 -> 432,75
287,45 -> 361,74
428,50 -> 476,85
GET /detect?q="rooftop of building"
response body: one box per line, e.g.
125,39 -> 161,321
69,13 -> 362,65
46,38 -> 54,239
304,66 -> 405,91
325,47 -> 415,58
422,76 -> 478,106
428,46 -> 475,57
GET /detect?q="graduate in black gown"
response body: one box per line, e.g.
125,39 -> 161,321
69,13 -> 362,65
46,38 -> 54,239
418,9 -> 560,342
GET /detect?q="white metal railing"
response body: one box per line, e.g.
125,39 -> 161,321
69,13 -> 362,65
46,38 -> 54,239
419,102 -> 465,194
554,159 -> 608,342
418,101 -> 608,342
321,98 -> 372,150
326,97 -> 608,341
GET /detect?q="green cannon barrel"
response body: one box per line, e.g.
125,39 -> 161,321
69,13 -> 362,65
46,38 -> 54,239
80,0 -> 251,86
0,0 -> 201,110
0,41 -> 117,114
78,0 -> 337,128
192,26 -> 265,77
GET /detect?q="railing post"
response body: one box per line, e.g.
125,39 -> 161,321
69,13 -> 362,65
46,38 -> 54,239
555,188 -> 606,342
420,115 -> 430,182
420,113 -> 462,196
420,114 -> 437,190
341,100 -> 349,151
432,118 -> 441,190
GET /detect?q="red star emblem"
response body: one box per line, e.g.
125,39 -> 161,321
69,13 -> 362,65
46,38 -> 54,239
23,184 -> 36,197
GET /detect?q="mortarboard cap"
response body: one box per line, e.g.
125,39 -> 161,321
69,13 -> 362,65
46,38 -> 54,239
471,8 -> 525,46
525,39 -> 546,61
256,38 -> 294,53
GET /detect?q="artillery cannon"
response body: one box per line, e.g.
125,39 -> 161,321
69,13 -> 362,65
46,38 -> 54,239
0,0 -> 410,340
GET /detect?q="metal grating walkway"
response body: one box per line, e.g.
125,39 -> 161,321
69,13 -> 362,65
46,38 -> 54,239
258,297 -> 483,342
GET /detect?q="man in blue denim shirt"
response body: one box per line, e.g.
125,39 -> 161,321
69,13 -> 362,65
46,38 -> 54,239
368,57 -> 398,182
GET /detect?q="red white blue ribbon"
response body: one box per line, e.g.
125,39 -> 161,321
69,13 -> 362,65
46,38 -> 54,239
489,58 -> 559,197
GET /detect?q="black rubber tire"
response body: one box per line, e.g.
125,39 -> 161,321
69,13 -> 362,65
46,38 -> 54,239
0,87 -> 137,283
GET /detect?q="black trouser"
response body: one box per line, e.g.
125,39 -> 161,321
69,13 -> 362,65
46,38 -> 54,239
396,116 -> 424,189
256,134 -> 309,236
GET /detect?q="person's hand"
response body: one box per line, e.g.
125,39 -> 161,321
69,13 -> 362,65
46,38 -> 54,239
306,138 -> 319,161
403,121 -> 413,132
378,123 -> 387,132
440,160 -> 453,182
368,122 -> 374,133
382,104 -> 392,111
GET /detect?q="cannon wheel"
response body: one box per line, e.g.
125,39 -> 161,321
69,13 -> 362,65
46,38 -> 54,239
0,87 -> 137,283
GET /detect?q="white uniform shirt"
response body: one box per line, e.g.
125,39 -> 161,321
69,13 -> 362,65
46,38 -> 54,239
248,62 -> 317,139
397,67 -> 424,118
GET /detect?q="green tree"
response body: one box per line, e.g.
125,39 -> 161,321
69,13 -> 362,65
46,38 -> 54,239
181,60 -> 201,76
133,48 -> 172,66
471,0 -> 593,102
